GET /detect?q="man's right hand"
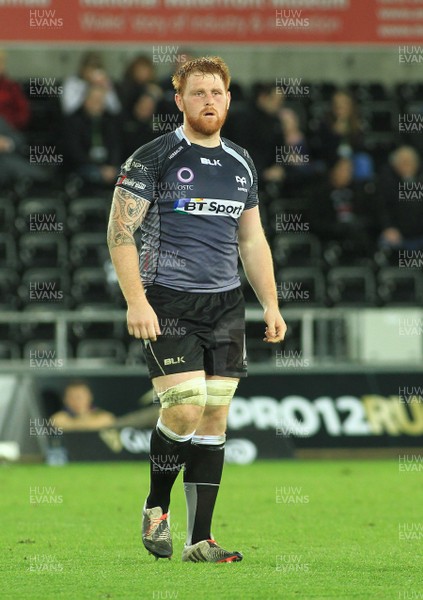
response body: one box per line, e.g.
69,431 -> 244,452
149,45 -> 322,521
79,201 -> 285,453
127,299 -> 161,341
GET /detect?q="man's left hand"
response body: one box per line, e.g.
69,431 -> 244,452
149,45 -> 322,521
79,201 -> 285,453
263,307 -> 287,343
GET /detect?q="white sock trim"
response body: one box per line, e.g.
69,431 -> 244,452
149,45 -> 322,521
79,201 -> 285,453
191,434 -> 226,445
157,418 -> 195,443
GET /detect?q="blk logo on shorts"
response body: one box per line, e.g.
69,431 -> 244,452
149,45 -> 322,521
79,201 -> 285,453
164,356 -> 185,365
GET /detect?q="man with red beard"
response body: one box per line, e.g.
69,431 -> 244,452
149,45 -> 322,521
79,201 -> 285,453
108,57 -> 286,563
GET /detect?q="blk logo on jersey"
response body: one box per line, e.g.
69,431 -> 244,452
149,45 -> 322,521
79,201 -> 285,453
200,157 -> 222,166
173,198 -> 244,217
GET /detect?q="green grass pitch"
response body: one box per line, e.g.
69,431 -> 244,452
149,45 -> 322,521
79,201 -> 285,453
1,460 -> 421,600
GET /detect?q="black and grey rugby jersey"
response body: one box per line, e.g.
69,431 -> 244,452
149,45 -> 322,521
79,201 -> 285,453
115,125 -> 259,293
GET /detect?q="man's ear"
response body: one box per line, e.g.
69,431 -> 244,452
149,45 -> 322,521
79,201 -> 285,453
175,93 -> 184,113
226,90 -> 231,110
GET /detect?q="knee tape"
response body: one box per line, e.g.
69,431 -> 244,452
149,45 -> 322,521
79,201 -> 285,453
157,377 -> 207,409
206,379 -> 238,406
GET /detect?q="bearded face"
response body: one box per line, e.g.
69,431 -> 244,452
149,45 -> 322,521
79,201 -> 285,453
176,72 -> 230,139
184,105 -> 228,136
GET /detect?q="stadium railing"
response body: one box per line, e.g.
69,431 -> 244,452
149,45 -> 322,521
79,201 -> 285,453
0,306 -> 422,373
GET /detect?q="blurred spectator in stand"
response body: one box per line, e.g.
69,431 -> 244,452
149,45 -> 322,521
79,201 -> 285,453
0,49 -> 30,130
61,51 -> 121,116
309,158 -> 378,257
155,49 -> 195,125
277,107 -> 320,196
378,146 -> 423,250
119,54 -> 161,113
314,90 -> 373,181
158,48 -> 195,101
51,381 -> 116,431
63,85 -> 121,189
224,82 -> 285,194
0,115 -> 48,191
123,86 -> 160,157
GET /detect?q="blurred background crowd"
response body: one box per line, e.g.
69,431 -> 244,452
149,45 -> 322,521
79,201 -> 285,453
1,47 -> 423,334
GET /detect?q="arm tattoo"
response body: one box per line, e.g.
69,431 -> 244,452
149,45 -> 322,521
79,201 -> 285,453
107,187 -> 150,248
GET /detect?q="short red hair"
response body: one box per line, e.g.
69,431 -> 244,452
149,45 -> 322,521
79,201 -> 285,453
172,56 -> 231,95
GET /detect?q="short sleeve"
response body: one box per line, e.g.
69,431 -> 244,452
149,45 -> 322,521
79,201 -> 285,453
115,139 -> 160,203
244,149 -> 259,210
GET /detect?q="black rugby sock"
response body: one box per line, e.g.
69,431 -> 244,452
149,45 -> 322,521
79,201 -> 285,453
146,422 -> 192,513
183,436 -> 225,545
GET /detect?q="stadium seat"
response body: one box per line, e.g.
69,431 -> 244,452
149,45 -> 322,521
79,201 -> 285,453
69,233 -> 109,268
71,303 -> 127,343
19,233 -> 67,268
0,268 -> 19,309
363,134 -> 397,166
362,104 -> 397,134
68,197 -> 110,233
0,341 -> 21,360
23,339 -> 72,362
0,196 -> 15,234
244,321 -> 275,363
349,82 -> 389,102
404,101 -> 423,120
18,304 -> 63,343
0,233 -> 18,269
76,339 -> 127,364
18,268 -> 70,307
374,247 -> 403,268
323,241 -> 374,268
272,234 -> 321,267
71,267 -> 115,306
327,266 -> 377,306
277,318 -> 302,356
15,197 -> 67,234
377,267 -> 423,305
395,82 -> 423,105
308,82 -> 337,101
276,266 -> 326,306
126,340 -> 147,365
25,95 -> 62,149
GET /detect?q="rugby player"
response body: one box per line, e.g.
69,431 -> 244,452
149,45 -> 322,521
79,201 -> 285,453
107,56 -> 287,563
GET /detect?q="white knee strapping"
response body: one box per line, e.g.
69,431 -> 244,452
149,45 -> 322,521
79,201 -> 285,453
157,417 -> 195,443
206,379 -> 238,406
191,434 -> 226,446
157,377 -> 207,409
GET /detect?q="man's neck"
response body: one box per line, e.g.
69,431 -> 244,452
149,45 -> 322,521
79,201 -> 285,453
182,124 -> 221,148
